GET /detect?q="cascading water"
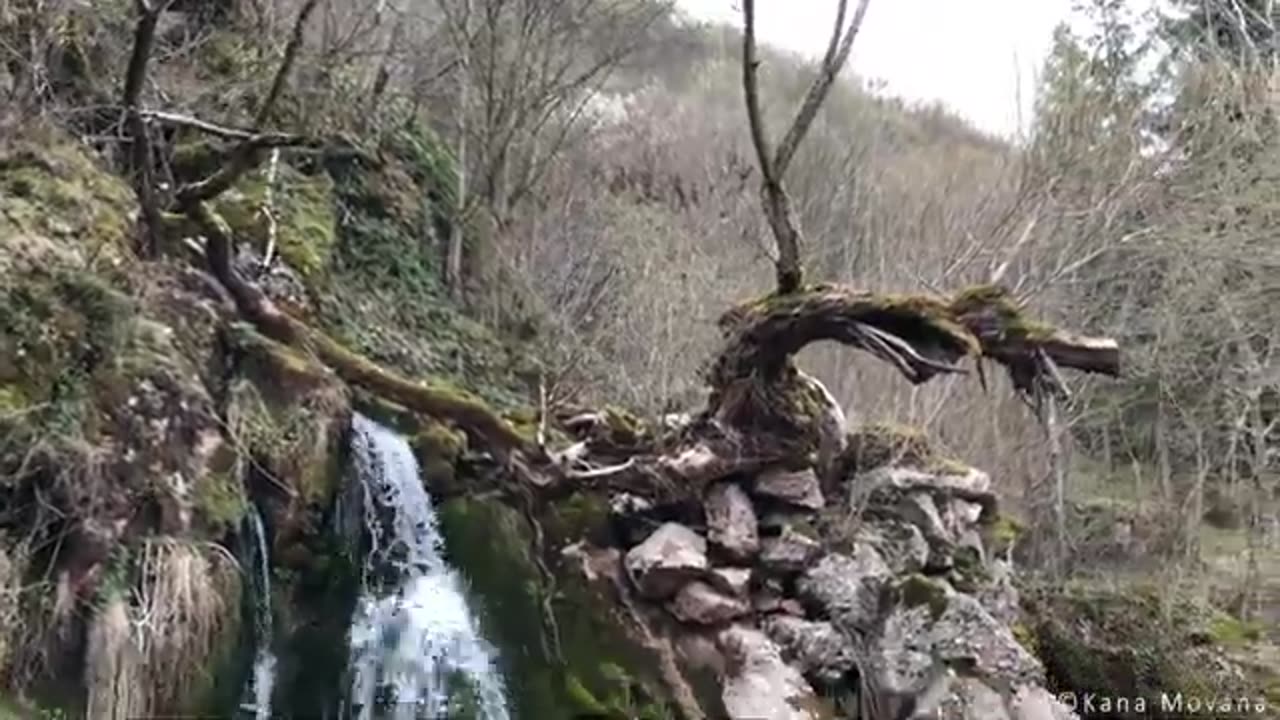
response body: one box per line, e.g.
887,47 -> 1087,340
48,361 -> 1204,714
239,507 -> 277,720
344,413 -> 510,720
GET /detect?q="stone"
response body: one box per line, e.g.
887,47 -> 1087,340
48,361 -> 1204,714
855,520 -> 930,575
862,465 -> 997,523
758,509 -> 814,535
754,467 -> 825,510
975,559 -> 1021,627
1009,685 -> 1079,720
751,576 -> 787,614
927,594 -> 1044,687
779,599 -> 806,617
938,677 -> 1011,720
717,624 -> 822,720
762,615 -> 857,684
676,632 -> 727,677
705,482 -> 760,561
759,526 -> 822,575
625,522 -> 709,599
709,567 -> 753,598
871,588 -> 1044,696
798,546 -> 891,635
668,581 -> 751,625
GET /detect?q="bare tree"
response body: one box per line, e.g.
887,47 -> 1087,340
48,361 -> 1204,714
741,0 -> 871,293
434,0 -> 669,298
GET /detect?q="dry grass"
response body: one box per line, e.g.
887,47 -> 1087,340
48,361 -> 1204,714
129,538 -> 240,713
85,594 -> 144,720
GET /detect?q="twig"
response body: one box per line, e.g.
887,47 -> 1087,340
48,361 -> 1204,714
988,216 -> 1038,286
260,148 -> 281,270
255,0 -> 322,128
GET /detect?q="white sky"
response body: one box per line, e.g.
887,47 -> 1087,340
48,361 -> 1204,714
675,0 -> 1082,138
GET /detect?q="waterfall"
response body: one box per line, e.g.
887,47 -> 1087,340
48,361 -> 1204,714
239,507 -> 277,720
345,413 -> 510,720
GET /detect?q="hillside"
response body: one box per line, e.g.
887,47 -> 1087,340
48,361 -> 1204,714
1,1 -> 1278,719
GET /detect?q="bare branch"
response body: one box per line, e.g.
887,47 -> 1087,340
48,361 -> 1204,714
121,0 -> 175,257
741,0 -> 774,184
773,0 -> 870,176
741,0 -> 872,294
255,0 -> 322,128
174,133 -> 322,206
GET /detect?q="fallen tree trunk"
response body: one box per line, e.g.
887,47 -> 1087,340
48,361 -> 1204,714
186,201 -> 533,458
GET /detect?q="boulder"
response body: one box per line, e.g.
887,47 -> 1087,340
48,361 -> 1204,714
798,546 -> 891,635
717,624 -> 823,720
861,465 -> 997,524
705,483 -> 760,561
758,509 -> 815,535
668,581 -> 751,625
928,594 -> 1044,686
753,467 -> 825,510
938,677 -> 1012,720
762,615 -> 857,684
872,586 -> 1044,695
1008,685 -> 1079,720
625,522 -> 709,599
759,527 -> 822,575
854,520 -> 930,575
708,566 -> 753,598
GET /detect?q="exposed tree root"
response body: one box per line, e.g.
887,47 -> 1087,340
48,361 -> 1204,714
184,201 -> 531,459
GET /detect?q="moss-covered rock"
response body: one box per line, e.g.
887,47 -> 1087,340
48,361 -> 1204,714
0,128 -> 135,275
225,324 -> 350,562
438,496 -> 679,720
1024,581 -> 1280,715
838,421 -> 968,478
213,162 -> 337,280
411,418 -> 468,494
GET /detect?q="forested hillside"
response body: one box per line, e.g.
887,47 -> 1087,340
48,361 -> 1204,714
0,0 -> 1276,718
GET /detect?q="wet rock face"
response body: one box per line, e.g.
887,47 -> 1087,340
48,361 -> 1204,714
625,522 -> 709,599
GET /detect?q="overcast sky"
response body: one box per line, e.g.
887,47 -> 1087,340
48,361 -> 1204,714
674,0 -> 1082,138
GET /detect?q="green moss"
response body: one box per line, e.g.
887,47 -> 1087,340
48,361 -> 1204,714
841,421 -> 934,472
1207,612 -> 1264,647
602,406 -> 649,446
545,492 -> 613,546
213,163 -> 336,278
949,545 -> 989,593
438,496 -> 677,720
0,130 -> 135,270
411,419 -> 467,492
1024,581 -> 1270,711
1011,621 -> 1040,656
566,674 -> 611,715
948,284 -> 1056,343
273,534 -> 361,717
170,140 -> 221,182
0,385 -> 28,413
896,573 -> 949,621
986,514 -> 1025,557
193,462 -> 248,535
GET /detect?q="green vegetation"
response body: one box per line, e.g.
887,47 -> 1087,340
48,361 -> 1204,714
1023,581 -> 1280,711
894,573 -> 950,621
839,421 -> 967,475
214,163 -> 337,279
438,496 -> 676,720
